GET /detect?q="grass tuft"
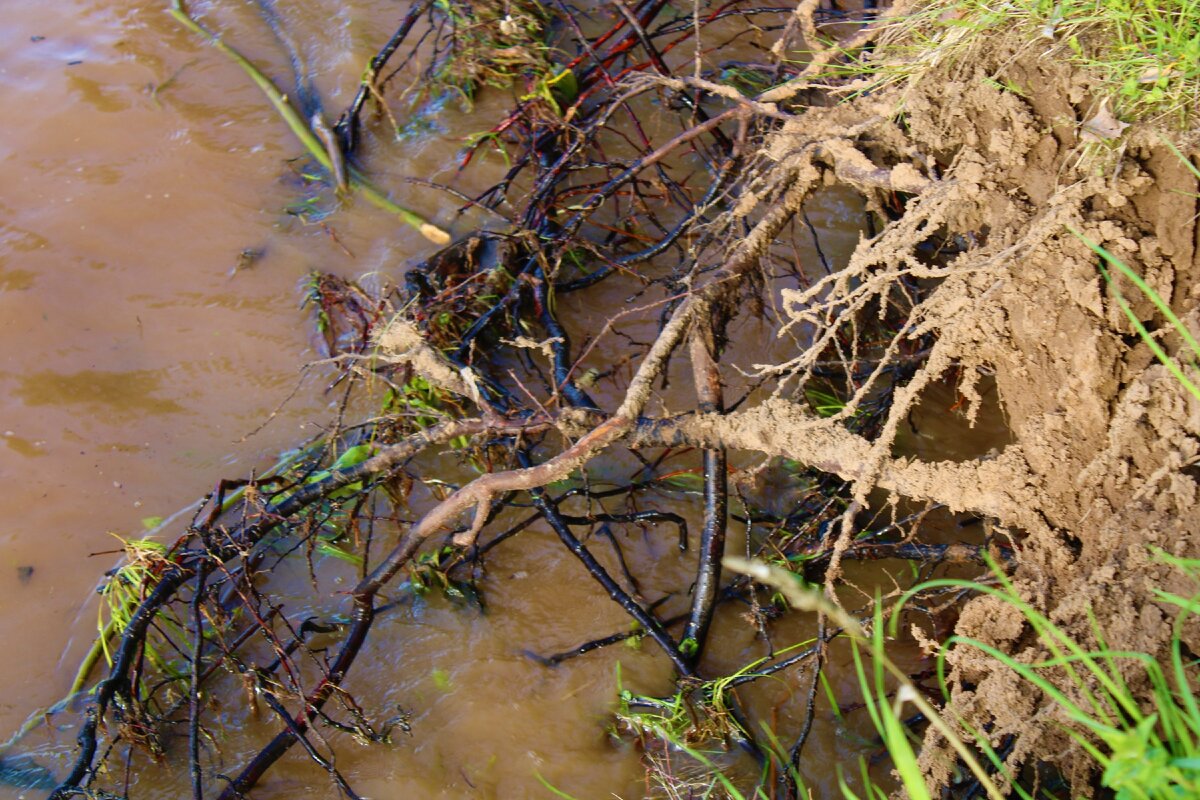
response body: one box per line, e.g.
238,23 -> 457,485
724,552 -> 1200,798
826,0 -> 1200,126
891,552 -> 1200,800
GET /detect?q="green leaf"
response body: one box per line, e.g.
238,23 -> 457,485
547,68 -> 578,107
316,541 -> 363,567
330,443 -> 375,471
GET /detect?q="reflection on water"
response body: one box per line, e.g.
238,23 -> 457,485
13,370 -> 186,416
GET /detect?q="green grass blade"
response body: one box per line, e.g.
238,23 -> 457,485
1070,225 -> 1200,362
534,772 -> 583,800
1100,263 -> 1200,402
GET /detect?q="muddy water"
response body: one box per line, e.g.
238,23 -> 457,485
0,0 -> 497,791
0,3 -> 999,798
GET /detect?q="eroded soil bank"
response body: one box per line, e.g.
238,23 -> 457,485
609,25 -> 1200,787
769,32 -> 1200,792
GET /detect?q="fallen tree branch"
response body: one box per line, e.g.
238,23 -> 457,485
683,306 -> 728,666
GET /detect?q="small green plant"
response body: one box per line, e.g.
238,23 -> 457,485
384,375 -> 454,430
615,649 -> 855,798
96,536 -> 171,665
408,545 -> 479,605
428,0 -> 555,106
891,551 -> 1200,800
616,680 -> 737,749
169,0 -> 449,243
805,385 -> 853,418
731,547 -> 1200,799
719,64 -> 782,97
520,66 -> 578,116
723,557 -> 1011,800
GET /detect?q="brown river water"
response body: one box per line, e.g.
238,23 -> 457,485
0,2 -> 1008,797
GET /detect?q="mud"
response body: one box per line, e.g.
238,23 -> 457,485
724,35 -> 1200,791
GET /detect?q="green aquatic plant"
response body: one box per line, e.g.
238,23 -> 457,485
406,545 -> 479,605
168,0 -> 449,244
384,375 -> 455,431
613,654 -> 819,799
520,66 -> 578,117
95,536 -> 174,672
804,384 -> 868,421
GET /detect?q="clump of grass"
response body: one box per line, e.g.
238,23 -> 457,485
829,0 -> 1200,125
615,675 -> 741,756
613,662 -> 807,799
71,535 -> 190,707
96,536 -> 173,668
724,557 -> 1010,800
430,0 -> 560,108
611,554 -> 1008,798
408,545 -> 480,604
1056,0 -> 1200,122
723,542 -> 1200,800
892,550 -> 1200,800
